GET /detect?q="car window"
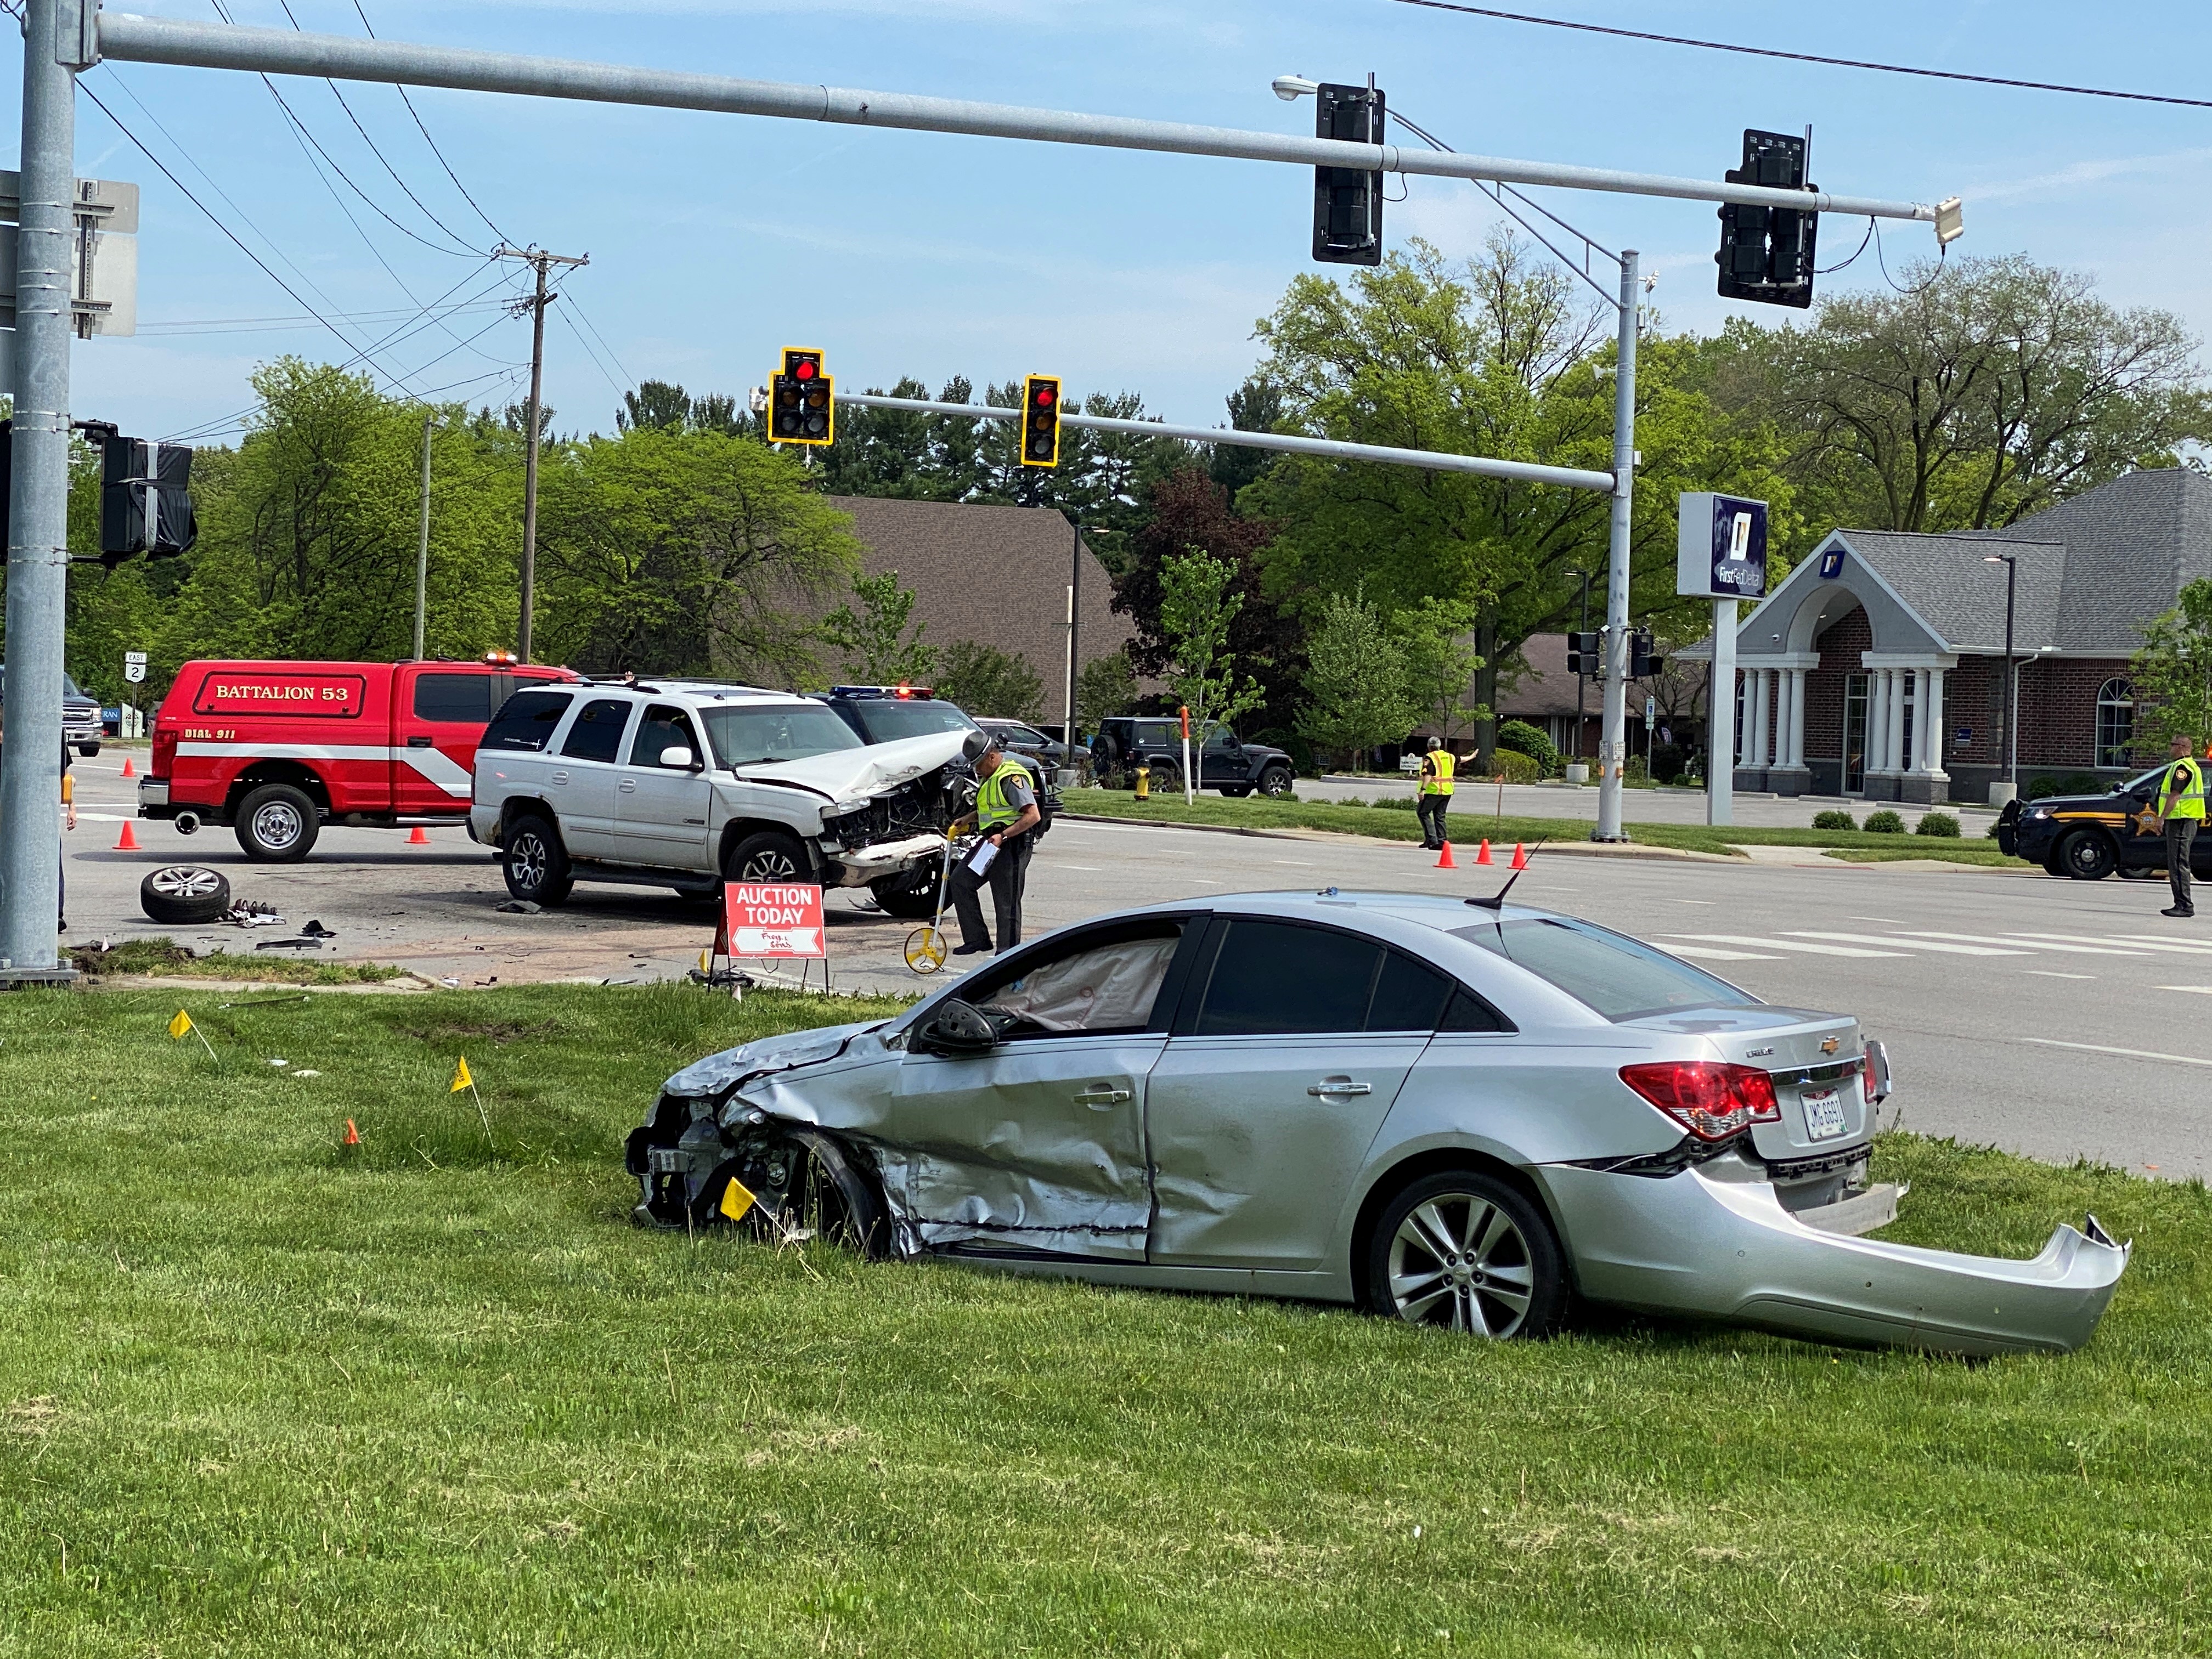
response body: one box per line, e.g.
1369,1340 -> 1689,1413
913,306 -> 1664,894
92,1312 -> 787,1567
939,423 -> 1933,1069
481,690 -> 573,753
851,699 -> 977,742
1194,919 -> 1383,1036
1451,917 -> 1760,1022
1202,724 -> 1237,750
1368,949 -> 1454,1032
413,671 -> 495,724
1138,722 -> 1176,747
972,922 -> 1186,1037
1001,725 -> 1046,745
1438,987 -> 1513,1033
560,697 -> 635,763
701,703 -> 864,767
629,704 -> 702,769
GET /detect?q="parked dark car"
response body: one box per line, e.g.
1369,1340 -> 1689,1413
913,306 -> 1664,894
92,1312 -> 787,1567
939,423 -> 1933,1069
1092,714 -> 1294,798
975,716 -> 1069,769
2000,764 -> 2212,879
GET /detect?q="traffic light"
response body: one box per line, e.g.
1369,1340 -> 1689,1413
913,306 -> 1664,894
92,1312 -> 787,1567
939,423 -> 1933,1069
1715,129 -> 1819,309
1566,631 -> 1601,677
770,347 -> 834,445
1312,81 -> 1385,266
77,422 -> 198,568
1020,375 -> 1062,469
1629,629 -> 1662,680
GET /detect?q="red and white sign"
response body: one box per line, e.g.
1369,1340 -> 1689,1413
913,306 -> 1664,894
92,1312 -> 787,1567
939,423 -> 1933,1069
191,671 -> 367,720
723,882 -> 826,957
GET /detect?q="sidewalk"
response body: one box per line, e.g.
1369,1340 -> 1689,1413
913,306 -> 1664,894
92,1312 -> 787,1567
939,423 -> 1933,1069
1299,774 -> 1991,832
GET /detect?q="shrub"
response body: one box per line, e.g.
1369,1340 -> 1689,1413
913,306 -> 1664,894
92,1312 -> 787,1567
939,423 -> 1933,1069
2024,772 -> 2104,801
1864,809 -> 1906,834
1986,821 -> 2004,839
1649,742 -> 1686,784
1372,794 -> 1418,811
1491,749 -> 1543,784
1811,809 -> 1856,831
1914,811 -> 1962,838
1496,720 -> 1560,775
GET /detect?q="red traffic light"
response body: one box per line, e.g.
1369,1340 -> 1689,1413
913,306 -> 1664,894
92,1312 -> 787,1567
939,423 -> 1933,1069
794,359 -> 816,381
1032,385 -> 1055,408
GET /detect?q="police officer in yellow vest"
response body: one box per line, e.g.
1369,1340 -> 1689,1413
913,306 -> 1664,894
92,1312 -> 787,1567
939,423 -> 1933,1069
1417,736 -> 1455,851
949,732 -> 1042,956
2154,733 -> 2207,918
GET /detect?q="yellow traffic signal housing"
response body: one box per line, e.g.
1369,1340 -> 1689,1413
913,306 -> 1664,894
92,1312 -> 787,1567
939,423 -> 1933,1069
771,347 -> 834,445
1020,374 -> 1062,468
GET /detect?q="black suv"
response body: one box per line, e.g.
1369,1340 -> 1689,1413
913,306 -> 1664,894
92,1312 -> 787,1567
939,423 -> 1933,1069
2000,764 -> 2212,880
1092,715 -> 1294,798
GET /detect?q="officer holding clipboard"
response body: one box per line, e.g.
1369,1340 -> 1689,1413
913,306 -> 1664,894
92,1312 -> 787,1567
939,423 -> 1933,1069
948,731 -> 1041,957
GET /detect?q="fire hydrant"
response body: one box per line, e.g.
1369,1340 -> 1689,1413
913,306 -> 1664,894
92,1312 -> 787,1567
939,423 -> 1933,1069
1135,765 -> 1150,800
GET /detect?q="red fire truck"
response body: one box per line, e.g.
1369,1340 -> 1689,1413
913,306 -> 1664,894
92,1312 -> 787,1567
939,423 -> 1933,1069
139,657 -> 578,860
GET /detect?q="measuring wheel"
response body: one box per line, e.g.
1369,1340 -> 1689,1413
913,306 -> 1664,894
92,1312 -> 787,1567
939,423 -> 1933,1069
904,926 -> 949,975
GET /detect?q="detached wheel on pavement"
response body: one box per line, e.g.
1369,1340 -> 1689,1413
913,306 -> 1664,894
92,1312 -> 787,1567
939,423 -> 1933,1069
1364,1170 -> 1567,1340
140,865 -> 231,926
2056,828 -> 2117,881
233,782 -> 319,862
501,814 -> 574,906
725,830 -> 810,885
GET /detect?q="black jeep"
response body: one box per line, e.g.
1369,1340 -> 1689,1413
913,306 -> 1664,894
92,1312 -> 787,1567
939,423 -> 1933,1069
1091,715 -> 1294,798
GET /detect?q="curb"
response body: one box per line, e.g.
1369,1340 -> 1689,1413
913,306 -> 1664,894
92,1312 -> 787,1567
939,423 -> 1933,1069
1056,811 -> 1740,862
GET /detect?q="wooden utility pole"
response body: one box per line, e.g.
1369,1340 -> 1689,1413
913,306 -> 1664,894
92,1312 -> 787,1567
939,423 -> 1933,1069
495,245 -> 588,662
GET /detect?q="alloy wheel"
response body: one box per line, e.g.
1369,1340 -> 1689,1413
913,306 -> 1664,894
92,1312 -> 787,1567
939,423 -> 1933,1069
742,847 -> 800,881
1386,1192 -> 1536,1337
510,832 -> 548,889
148,866 -> 225,903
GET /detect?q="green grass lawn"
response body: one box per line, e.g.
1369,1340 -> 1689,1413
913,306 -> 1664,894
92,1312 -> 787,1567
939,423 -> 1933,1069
1060,788 -> 2038,870
68,937 -> 413,986
4,985 -> 2206,1656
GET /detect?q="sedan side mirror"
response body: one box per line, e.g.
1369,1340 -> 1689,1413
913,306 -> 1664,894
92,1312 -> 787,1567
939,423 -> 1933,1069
660,745 -> 699,770
914,997 -> 998,1058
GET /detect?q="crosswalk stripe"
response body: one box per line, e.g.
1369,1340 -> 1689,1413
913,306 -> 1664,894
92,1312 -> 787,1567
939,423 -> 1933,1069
1894,930 -> 2146,956
2158,985 -> 2212,995
2004,932 -> 2212,956
2024,1036 -> 2212,1069
1665,933 -> 1910,958
1781,930 -> 2032,956
1666,945 -> 1782,961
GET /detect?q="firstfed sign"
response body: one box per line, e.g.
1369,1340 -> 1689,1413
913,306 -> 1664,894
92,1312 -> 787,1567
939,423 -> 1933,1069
1677,493 -> 1770,602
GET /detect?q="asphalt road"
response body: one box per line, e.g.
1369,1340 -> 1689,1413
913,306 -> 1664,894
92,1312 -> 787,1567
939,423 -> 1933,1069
49,754 -> 2212,1180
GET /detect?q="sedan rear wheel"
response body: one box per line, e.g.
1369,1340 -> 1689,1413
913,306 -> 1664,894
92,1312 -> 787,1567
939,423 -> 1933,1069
1367,1170 -> 1566,1340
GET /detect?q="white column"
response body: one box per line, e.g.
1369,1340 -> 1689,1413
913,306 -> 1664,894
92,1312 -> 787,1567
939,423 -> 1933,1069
1864,670 -> 1887,775
1886,669 -> 1908,774
1751,669 -> 1771,769
1770,669 -> 1790,770
1787,668 -> 1809,768
1920,669 -> 1946,775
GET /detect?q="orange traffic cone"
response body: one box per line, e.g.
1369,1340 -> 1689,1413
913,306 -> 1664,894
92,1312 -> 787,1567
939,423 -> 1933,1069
407,825 -> 431,845
1510,843 -> 1528,870
1435,840 -> 1456,870
342,1118 -> 360,1147
114,820 -> 140,851
120,756 -> 135,778
1475,839 -> 1493,866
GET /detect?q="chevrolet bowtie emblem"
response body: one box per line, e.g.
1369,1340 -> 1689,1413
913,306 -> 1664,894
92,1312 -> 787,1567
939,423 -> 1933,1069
1820,1036 -> 1841,1054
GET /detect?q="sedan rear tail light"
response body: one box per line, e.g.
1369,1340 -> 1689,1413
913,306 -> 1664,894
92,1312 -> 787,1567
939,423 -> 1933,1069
1863,1040 -> 1893,1105
1619,1061 -> 1781,1142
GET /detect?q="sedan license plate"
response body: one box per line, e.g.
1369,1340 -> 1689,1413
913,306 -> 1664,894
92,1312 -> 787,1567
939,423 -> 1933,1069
1801,1086 -> 1848,1142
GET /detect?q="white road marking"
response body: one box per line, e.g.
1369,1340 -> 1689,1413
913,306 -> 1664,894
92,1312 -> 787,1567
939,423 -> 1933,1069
2005,932 -> 2212,956
1665,933 -> 1911,958
1271,860 -> 1313,866
1667,945 -> 1782,961
2024,970 -> 2097,980
2025,1037 -> 2212,1069
1043,865 -> 1102,872
1782,930 -> 2032,956
2158,985 -> 2212,995
1672,899 -> 1716,905
1848,916 -> 1912,924
1897,931 -> 2145,956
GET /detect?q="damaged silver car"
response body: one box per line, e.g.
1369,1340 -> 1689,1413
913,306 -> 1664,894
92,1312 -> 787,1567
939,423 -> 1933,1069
628,890 -> 2130,1355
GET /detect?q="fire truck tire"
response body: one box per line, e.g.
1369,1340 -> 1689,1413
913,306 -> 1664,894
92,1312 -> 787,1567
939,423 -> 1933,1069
502,814 -> 574,906
139,865 -> 232,926
234,782 -> 320,862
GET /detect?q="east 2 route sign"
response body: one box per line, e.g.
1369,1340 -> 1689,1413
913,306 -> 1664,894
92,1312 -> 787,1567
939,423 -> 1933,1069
723,882 -> 825,958
1677,493 -> 1769,601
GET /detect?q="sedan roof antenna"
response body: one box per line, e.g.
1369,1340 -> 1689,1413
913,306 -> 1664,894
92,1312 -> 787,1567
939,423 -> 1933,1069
1465,838 -> 1547,911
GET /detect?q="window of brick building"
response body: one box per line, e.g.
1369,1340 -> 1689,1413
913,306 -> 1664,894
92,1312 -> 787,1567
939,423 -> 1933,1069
2096,678 -> 2134,769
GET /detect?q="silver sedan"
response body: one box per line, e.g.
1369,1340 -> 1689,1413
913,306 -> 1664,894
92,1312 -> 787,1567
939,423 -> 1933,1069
628,890 -> 2129,1355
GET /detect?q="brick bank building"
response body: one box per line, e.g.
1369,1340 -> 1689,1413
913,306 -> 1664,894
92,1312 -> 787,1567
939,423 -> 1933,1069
1686,469 -> 2205,805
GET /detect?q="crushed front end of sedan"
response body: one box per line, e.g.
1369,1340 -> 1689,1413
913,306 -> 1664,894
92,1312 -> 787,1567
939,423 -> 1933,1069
626,893 -> 2130,1357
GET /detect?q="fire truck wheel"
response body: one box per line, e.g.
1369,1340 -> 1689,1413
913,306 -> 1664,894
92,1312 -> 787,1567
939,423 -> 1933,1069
725,830 -> 811,885
234,783 -> 321,862
502,815 -> 574,906
139,865 -> 232,926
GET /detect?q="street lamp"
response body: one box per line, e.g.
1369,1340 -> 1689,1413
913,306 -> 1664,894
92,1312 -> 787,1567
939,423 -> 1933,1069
1272,74 -> 1320,100
1983,554 -> 2018,801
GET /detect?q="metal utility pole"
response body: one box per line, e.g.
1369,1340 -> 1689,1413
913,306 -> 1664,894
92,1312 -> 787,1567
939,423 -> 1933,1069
1063,516 -> 1082,773
495,245 -> 587,663
1592,250 -> 1640,843
1984,552 -> 2018,802
0,0 -> 87,978
413,409 -> 433,660
1567,567 -> 1590,763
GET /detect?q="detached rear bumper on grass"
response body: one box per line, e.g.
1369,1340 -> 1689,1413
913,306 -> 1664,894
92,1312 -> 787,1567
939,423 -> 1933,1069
1540,1159 -> 2129,1356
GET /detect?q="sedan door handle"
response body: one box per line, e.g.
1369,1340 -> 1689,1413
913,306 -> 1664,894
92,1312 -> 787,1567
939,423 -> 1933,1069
1308,1078 -> 1373,1098
1075,1086 -> 1132,1109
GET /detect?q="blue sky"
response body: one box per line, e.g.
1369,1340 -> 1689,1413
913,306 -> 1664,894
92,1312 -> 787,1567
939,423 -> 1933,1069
26,0 -> 2212,446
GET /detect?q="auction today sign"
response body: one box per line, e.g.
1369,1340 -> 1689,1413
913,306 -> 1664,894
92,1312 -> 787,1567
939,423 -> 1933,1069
724,882 -> 826,958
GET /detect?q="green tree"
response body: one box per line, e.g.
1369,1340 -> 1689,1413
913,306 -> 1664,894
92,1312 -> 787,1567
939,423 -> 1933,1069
938,640 -> 1046,722
1299,586 -> 1415,770
821,569 -> 938,686
2130,578 -> 2212,751
1393,596 -> 1485,747
1075,648 -> 1139,729
1158,546 -> 1266,732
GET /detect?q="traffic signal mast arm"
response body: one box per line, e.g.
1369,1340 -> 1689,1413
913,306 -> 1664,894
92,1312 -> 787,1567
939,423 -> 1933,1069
94,12 -> 1955,230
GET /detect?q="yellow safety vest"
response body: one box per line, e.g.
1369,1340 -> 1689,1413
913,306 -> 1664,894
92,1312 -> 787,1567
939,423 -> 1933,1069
2159,757 -> 2206,820
976,762 -> 1029,831
1419,749 -> 1456,797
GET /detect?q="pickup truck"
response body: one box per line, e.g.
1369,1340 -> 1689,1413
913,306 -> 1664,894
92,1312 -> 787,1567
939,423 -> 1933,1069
140,656 -> 577,860
0,665 -> 104,757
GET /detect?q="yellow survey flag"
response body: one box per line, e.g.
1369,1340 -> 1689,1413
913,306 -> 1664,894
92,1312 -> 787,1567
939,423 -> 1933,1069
449,1056 -> 473,1093
168,1009 -> 194,1039
718,1177 -> 757,1223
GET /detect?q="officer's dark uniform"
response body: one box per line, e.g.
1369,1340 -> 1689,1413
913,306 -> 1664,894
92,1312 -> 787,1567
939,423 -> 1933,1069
949,751 -> 1036,954
2156,749 -> 2205,918
1417,743 -> 1455,850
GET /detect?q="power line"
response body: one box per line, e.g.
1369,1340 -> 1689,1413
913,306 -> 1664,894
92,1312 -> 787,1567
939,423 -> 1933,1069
348,0 -> 514,246
1384,0 -> 2212,111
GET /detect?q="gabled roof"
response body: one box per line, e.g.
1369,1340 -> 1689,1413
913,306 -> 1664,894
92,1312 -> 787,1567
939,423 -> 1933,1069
1836,530 -> 2064,653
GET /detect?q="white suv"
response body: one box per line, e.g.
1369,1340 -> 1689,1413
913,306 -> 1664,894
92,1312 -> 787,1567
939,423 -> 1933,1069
469,680 -> 971,911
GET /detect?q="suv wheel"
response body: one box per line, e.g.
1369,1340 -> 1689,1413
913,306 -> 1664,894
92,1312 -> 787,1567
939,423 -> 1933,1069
140,865 -> 232,926
503,814 -> 574,905
871,864 -> 944,919
1258,765 -> 1294,798
725,830 -> 811,884
2056,828 -> 2117,881
233,782 -> 320,862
